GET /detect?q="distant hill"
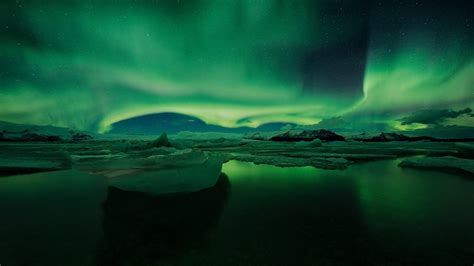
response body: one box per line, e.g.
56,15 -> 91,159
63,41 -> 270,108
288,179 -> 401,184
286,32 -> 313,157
0,120 -> 95,141
109,113 -> 296,135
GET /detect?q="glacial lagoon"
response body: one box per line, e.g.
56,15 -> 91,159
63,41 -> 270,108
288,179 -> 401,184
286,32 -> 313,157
0,159 -> 473,266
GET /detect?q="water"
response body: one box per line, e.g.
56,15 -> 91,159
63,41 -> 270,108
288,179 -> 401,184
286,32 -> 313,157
0,159 -> 473,265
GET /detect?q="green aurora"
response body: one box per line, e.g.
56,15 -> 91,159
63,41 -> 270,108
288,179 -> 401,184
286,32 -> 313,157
0,0 -> 473,132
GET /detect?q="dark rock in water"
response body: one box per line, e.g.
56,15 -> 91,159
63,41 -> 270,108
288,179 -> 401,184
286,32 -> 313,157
20,132 -> 61,141
364,132 -> 411,142
152,133 -> 171,147
271,129 -> 345,142
376,132 -> 411,141
97,174 -> 230,266
0,130 -> 61,142
353,132 -> 474,142
298,130 -> 345,141
353,132 -> 436,142
71,133 -> 93,141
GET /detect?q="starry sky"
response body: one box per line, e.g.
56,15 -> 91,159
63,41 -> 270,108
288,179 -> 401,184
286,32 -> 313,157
0,0 -> 473,133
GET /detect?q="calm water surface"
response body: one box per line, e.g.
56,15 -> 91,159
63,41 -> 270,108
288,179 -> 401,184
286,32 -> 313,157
0,159 -> 473,265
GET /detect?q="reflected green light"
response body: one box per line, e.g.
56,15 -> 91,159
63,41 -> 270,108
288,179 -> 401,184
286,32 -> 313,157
222,160 -> 323,183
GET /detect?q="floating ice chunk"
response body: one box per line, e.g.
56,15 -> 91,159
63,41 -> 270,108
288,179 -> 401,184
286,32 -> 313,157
152,133 -> 171,147
399,156 -> 474,176
294,139 -> 322,148
0,152 -> 71,176
106,155 -> 224,194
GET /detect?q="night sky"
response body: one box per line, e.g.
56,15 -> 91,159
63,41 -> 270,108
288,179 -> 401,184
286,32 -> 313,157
1,0 -> 473,132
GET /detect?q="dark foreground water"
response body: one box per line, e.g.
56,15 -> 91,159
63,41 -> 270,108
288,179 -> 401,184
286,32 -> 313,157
1,159 -> 473,266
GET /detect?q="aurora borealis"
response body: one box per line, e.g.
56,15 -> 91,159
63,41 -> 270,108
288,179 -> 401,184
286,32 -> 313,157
1,0 -> 473,133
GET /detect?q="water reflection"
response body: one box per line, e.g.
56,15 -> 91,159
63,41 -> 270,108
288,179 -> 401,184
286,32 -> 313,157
351,159 -> 474,265
0,160 -> 473,266
209,161 -> 369,265
96,173 -> 230,266
0,170 -> 107,266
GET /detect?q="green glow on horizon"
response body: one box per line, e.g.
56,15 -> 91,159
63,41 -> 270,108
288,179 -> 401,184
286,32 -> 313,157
390,121 -> 428,132
99,102 -> 326,133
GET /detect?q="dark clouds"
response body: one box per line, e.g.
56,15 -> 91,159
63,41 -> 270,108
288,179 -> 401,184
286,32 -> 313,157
399,108 -> 473,125
301,0 -> 370,99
